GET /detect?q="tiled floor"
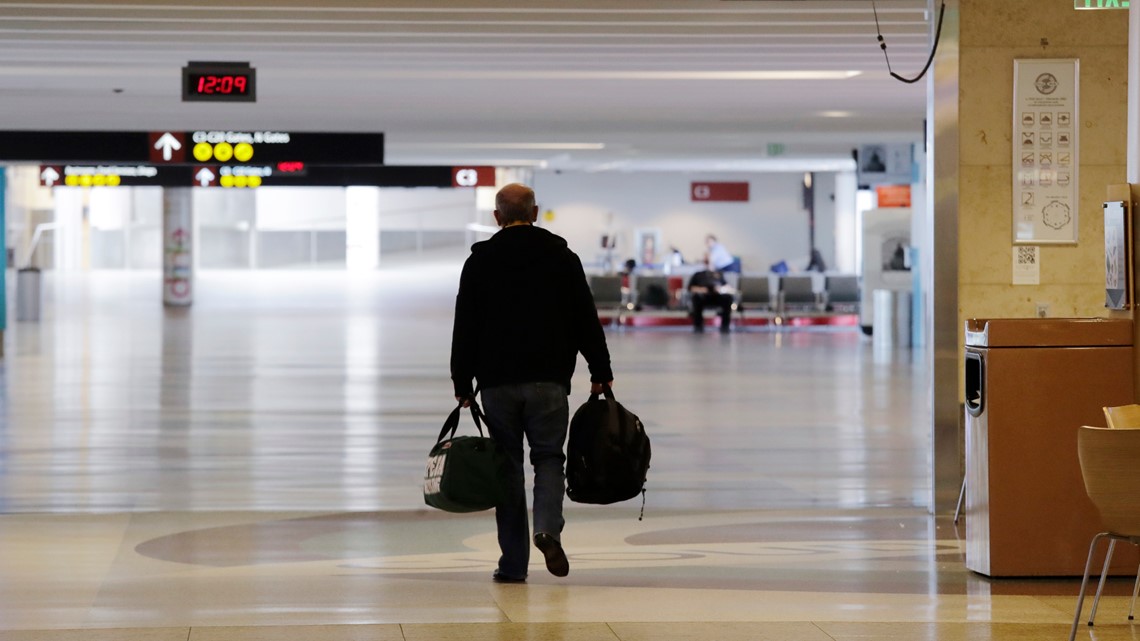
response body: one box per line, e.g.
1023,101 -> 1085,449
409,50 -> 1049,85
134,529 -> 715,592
0,264 -> 1135,640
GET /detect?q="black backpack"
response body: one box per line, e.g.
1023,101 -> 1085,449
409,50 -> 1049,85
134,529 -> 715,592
566,386 -> 651,507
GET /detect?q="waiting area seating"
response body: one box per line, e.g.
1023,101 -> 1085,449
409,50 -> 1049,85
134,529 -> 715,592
588,274 -> 625,325
824,275 -> 860,313
588,270 -> 861,329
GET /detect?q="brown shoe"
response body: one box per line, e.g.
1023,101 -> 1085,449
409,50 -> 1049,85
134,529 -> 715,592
533,533 -> 569,577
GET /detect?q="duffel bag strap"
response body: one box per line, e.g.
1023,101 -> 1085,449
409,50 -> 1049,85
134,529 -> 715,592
437,396 -> 491,443
591,383 -> 616,402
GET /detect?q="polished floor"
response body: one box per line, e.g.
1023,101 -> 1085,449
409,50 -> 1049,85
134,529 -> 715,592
0,263 -> 1136,640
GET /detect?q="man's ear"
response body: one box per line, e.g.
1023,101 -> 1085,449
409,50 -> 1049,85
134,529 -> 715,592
529,207 -> 539,223
493,210 -> 504,227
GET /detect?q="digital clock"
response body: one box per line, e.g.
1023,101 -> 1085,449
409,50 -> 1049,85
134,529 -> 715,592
182,63 -> 256,103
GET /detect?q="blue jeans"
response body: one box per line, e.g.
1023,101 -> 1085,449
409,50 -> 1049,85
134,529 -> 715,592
481,382 -> 569,578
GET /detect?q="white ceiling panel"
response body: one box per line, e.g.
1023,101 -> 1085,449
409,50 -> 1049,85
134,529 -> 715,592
0,0 -> 935,171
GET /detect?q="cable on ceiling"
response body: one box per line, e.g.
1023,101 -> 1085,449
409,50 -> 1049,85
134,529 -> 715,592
872,0 -> 947,84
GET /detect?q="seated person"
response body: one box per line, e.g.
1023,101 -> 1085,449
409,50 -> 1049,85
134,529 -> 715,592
688,262 -> 735,333
705,235 -> 740,273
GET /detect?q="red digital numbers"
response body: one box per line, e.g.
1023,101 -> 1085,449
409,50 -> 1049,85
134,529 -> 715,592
183,65 -> 255,102
196,74 -> 248,95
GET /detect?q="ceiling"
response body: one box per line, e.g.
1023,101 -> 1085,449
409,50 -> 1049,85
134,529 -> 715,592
0,0 -> 935,172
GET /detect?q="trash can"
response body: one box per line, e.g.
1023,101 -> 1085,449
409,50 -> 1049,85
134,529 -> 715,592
963,318 -> 1137,576
15,267 -> 41,322
872,289 -> 910,348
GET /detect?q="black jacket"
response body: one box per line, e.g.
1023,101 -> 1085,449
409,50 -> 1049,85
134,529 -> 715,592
450,225 -> 613,397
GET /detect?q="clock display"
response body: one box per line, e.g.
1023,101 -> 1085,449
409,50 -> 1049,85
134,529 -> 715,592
182,64 -> 256,103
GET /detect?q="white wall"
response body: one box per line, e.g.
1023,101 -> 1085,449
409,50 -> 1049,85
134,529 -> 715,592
532,171 -> 819,272
256,187 -> 346,231
377,188 -> 475,231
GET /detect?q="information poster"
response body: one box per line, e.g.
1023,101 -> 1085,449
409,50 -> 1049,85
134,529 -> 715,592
1013,59 -> 1079,245
1012,246 -> 1040,285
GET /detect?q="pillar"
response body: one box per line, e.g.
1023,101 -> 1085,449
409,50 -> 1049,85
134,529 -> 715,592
0,168 -> 6,357
163,188 -> 193,306
345,186 -> 380,270
946,0 -> 1131,516
929,0 -> 960,513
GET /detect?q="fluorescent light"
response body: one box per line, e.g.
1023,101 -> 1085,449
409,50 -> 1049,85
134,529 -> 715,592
369,70 -> 861,81
534,71 -> 862,80
820,111 -> 853,118
408,143 -> 606,150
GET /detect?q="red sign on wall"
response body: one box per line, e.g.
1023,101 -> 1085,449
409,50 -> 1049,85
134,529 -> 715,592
691,181 -> 749,202
876,184 -> 912,208
452,166 -> 495,188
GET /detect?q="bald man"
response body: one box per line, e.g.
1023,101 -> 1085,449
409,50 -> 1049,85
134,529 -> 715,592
450,183 -> 614,583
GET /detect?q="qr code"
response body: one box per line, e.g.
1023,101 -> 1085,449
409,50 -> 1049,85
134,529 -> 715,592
1017,246 -> 1037,265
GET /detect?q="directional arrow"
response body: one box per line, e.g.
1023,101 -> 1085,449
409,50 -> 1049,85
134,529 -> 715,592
40,166 -> 60,187
154,133 -> 182,161
195,167 -> 215,187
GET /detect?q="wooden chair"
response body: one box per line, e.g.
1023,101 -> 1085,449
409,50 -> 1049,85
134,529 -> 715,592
1103,404 -> 1140,428
1069,426 -> 1140,641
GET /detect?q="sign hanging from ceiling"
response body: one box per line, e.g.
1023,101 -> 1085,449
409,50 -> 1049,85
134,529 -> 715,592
0,131 -> 384,165
451,166 -> 495,188
35,165 -> 493,189
691,182 -> 750,202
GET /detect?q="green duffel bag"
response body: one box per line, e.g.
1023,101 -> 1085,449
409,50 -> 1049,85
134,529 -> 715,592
423,399 -> 510,513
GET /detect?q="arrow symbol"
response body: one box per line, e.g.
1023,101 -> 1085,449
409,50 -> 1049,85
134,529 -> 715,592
41,166 -> 60,187
195,167 -> 215,187
154,133 -> 182,161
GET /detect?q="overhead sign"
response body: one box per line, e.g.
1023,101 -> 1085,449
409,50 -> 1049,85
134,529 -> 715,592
0,131 -> 385,165
452,166 -> 495,188
1074,0 -> 1129,8
691,181 -> 749,202
34,165 -> 483,189
40,164 -> 158,187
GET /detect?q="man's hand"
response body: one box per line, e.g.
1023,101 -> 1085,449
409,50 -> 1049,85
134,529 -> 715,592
590,380 -> 613,395
455,395 -> 472,408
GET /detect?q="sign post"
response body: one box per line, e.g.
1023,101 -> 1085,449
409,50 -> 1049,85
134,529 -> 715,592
163,189 -> 193,307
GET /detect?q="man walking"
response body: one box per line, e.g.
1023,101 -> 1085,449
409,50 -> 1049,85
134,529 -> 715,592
450,183 -> 614,583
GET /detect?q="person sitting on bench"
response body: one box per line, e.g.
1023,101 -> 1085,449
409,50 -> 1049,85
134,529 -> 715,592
688,258 -> 735,334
